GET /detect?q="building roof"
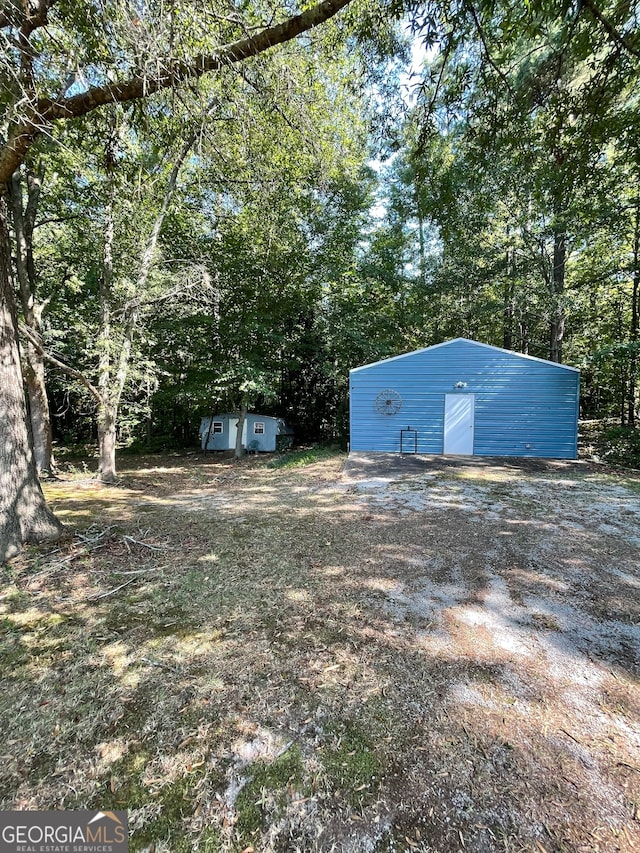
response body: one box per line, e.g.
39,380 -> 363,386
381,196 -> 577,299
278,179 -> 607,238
350,338 -> 580,374
206,412 -> 282,420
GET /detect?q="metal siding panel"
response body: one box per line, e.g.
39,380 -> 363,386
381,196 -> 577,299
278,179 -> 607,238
201,416 -> 231,450
350,339 -> 580,458
245,415 -> 258,450
247,415 -> 278,451
352,337 -> 579,374
265,418 -> 277,451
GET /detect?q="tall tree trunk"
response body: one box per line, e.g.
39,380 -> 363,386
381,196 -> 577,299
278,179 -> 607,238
97,402 -> 118,483
615,293 -> 627,426
9,167 -> 55,474
235,402 -> 248,459
95,123 -> 197,482
503,245 -> 515,350
23,352 -> 52,474
519,318 -> 529,354
417,186 -> 427,293
629,190 -> 639,428
549,229 -> 566,363
0,192 -> 62,561
97,139 -> 117,483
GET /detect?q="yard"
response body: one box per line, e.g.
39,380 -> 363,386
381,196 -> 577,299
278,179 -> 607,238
1,449 -> 639,852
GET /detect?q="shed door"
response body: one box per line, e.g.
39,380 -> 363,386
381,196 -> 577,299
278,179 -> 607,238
228,418 -> 248,450
444,394 -> 475,455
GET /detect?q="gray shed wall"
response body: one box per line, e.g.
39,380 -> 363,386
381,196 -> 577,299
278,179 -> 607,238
200,414 -> 291,452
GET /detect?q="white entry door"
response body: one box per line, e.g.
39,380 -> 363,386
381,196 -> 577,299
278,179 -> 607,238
443,394 -> 475,455
228,418 -> 248,450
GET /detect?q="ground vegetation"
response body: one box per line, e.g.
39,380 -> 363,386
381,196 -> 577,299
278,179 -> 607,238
1,450 -> 639,851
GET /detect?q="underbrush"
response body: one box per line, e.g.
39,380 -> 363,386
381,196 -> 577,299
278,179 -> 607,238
580,420 -> 640,468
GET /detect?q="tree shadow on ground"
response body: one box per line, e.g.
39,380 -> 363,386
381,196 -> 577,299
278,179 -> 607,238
2,453 -> 639,851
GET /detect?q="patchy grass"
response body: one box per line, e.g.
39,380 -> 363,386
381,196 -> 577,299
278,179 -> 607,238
235,747 -> 305,846
86,748 -> 218,852
320,721 -> 383,808
268,444 -> 344,469
2,450 -> 640,852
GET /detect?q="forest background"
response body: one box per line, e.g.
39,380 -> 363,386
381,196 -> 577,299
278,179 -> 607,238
1,0 -> 639,519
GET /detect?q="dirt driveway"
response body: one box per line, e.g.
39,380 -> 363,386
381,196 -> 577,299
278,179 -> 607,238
341,452 -> 640,849
1,450 -> 640,852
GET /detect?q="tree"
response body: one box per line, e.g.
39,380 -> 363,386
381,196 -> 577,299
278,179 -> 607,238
404,0 -> 639,366
0,195 -> 63,558
9,159 -> 55,474
94,112 -> 206,481
35,11 -> 374,468
0,0 -> 354,560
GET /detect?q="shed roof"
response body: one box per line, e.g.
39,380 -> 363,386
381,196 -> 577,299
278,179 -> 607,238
208,412 -> 282,420
350,338 -> 580,374
205,413 -> 294,432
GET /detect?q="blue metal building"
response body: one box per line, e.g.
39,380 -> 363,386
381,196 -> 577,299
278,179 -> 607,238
349,338 -> 580,458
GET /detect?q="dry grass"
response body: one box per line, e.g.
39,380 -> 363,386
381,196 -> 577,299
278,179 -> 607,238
1,449 -> 640,852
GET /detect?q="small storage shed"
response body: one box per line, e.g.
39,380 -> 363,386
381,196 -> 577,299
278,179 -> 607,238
349,338 -> 580,459
200,413 -> 294,452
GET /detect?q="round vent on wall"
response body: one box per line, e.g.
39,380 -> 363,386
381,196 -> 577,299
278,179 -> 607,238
375,388 -> 402,415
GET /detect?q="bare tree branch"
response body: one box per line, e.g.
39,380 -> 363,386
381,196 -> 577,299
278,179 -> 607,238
463,0 -> 515,97
0,0 -> 352,182
581,0 -> 640,60
18,322 -> 102,405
